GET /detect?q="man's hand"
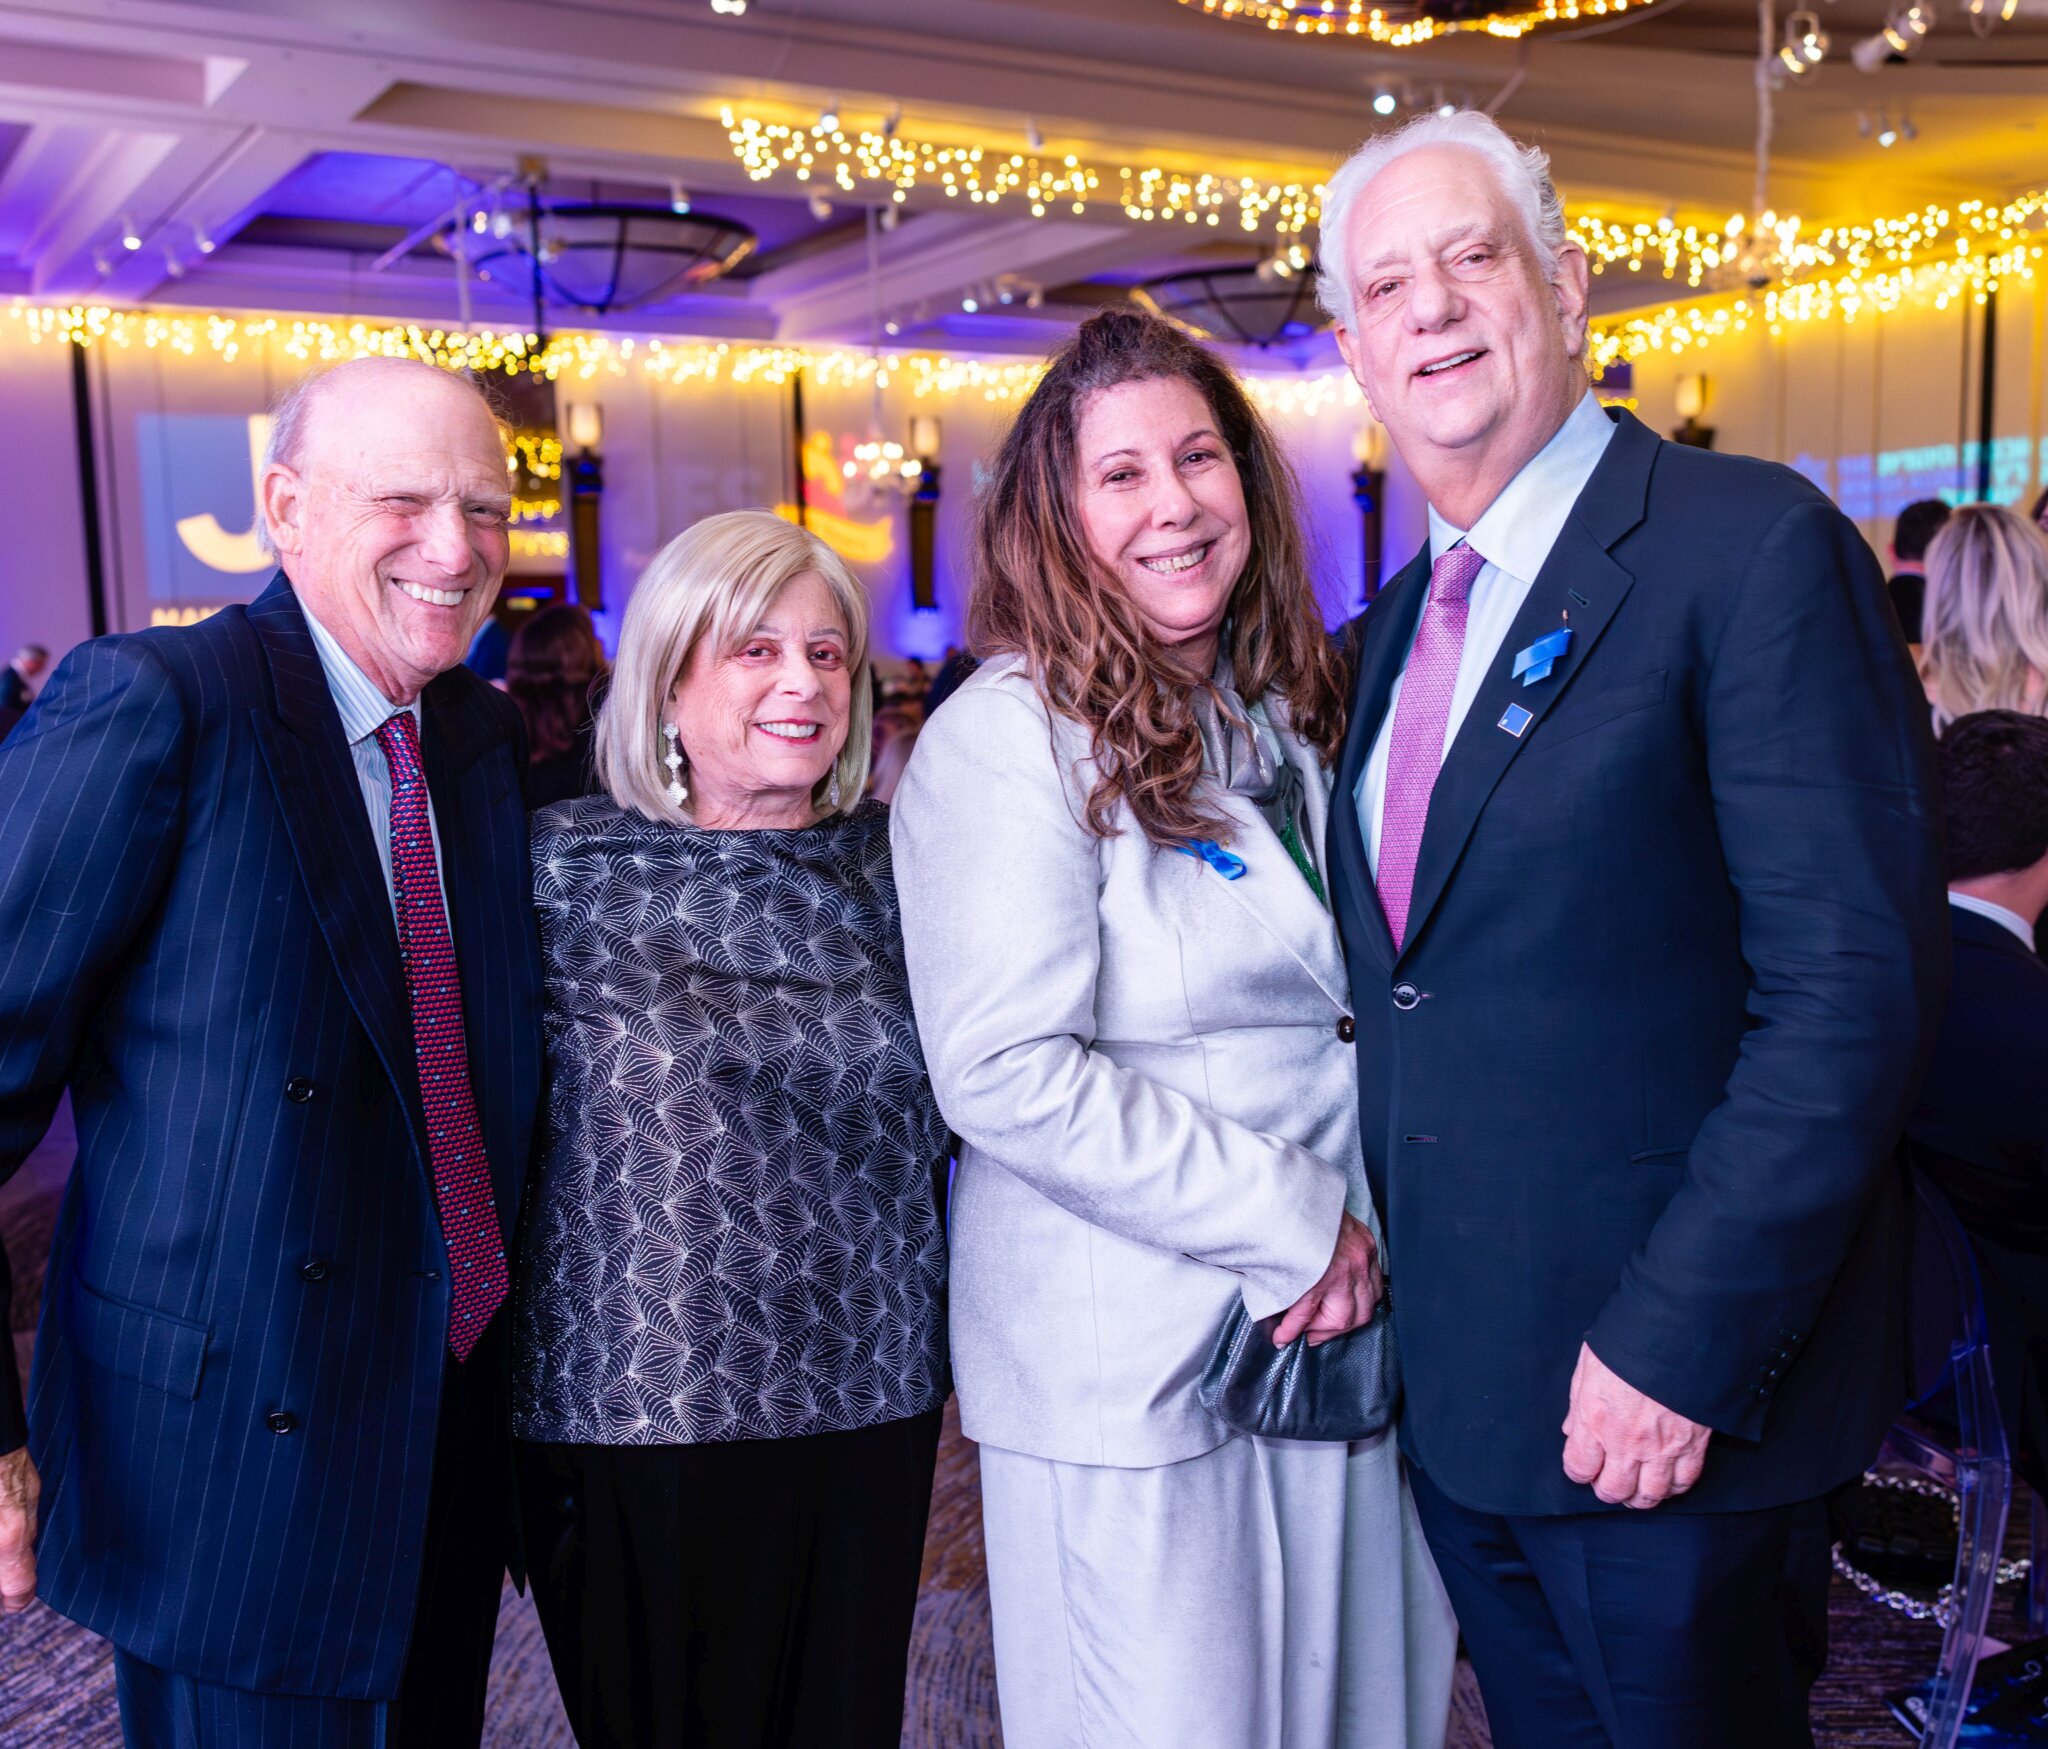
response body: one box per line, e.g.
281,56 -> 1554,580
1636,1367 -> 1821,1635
0,1446 -> 38,1613
1561,1342 -> 1710,1509
1273,1211 -> 1384,1348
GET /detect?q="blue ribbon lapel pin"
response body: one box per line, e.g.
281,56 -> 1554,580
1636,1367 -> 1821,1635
1511,627 -> 1573,687
1178,838 -> 1247,880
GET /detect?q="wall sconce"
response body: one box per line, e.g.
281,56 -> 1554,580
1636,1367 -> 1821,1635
1671,374 -> 1715,449
909,415 -> 943,611
1351,420 -> 1389,606
562,400 -> 605,608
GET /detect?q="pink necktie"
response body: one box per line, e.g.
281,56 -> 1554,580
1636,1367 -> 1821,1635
375,712 -> 508,1361
1376,541 -> 1485,951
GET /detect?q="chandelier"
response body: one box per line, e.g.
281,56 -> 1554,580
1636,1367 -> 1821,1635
453,201 -> 757,314
1170,0 -> 1675,48
1132,261 -> 1332,350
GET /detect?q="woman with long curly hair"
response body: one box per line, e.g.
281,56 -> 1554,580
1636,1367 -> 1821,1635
891,308 -> 1455,1749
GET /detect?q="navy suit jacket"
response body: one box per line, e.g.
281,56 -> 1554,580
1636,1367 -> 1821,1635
0,575 -> 542,1695
1909,906 -> 2048,1490
1330,409 -> 1948,1516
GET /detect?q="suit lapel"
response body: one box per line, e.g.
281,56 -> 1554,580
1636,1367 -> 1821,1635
246,576 -> 421,1144
1397,410 -> 1657,959
1329,544 -> 1430,972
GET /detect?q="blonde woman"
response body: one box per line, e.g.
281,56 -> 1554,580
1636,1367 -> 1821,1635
1923,502 -> 2048,730
510,510 -> 948,1748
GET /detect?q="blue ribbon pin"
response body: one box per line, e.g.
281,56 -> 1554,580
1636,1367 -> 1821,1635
1511,627 -> 1573,687
1178,839 -> 1247,880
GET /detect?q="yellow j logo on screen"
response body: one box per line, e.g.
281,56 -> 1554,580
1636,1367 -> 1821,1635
173,414 -> 274,575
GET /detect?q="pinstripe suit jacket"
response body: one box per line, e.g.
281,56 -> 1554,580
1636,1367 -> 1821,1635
0,574 -> 543,1697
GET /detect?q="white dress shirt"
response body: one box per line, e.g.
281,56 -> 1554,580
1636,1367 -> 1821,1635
1948,889 -> 2038,952
1357,391 -> 1617,874
301,602 -> 450,930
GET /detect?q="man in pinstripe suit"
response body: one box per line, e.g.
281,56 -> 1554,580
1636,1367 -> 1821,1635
0,358 -> 544,1746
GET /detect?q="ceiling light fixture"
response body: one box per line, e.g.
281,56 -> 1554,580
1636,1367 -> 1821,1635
818,100 -> 841,133
709,0 -> 747,12
192,222 -> 216,255
808,192 -> 835,221
1372,87 -> 1399,116
1778,9 -> 1827,71
120,217 -> 142,251
668,182 -> 692,214
1172,0 -> 1679,47
1877,113 -> 1899,147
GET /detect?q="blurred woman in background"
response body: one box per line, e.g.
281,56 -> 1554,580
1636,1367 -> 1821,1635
506,602 -> 608,808
1922,502 -> 2048,731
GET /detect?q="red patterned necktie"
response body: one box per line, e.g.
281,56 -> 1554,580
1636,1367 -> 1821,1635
374,711 -> 508,1361
1376,541 -> 1485,951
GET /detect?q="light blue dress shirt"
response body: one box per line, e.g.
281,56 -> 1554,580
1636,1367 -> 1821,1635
300,602 -> 450,932
1948,890 -> 2037,952
1356,390 -> 1617,875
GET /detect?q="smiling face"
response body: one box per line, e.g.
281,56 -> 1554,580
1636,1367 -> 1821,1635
1332,144 -> 1590,525
261,359 -> 512,705
667,569 -> 853,830
1074,374 -> 1250,674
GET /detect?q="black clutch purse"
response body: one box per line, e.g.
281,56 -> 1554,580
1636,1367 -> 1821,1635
1198,1289 -> 1401,1443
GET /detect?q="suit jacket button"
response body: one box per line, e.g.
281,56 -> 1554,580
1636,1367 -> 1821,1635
1392,983 -> 1421,1012
298,1259 -> 330,1284
1336,1016 -> 1356,1042
266,1410 -> 298,1434
285,1077 -> 315,1104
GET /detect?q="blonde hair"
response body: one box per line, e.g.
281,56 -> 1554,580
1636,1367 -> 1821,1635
596,509 -> 874,822
1922,502 -> 2048,732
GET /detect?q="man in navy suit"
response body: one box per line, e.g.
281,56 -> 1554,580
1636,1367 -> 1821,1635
1317,112 -> 1945,1745
1910,711 -> 2048,1491
0,358 -> 542,1746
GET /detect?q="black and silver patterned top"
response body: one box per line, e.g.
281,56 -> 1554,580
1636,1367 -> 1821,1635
510,797 -> 949,1445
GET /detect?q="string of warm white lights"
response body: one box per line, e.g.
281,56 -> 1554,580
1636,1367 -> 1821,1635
1169,0 -> 1672,47
724,109 -> 1320,235
721,104 -> 2048,304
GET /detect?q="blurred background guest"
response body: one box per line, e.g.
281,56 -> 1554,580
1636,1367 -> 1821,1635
868,699 -> 922,804
1922,502 -> 2048,731
893,309 -> 1454,1749
0,643 -> 47,741
512,509 -> 947,1749
506,602 -> 607,809
923,644 -> 980,718
1907,709 -> 2048,1490
2031,484 -> 2048,535
1886,498 -> 1951,650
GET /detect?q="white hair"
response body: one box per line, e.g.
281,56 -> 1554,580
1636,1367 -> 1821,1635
257,359 -> 507,558
1316,110 -> 1569,327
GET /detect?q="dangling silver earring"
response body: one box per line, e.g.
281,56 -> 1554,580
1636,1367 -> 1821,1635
662,722 -> 688,806
827,769 -> 842,809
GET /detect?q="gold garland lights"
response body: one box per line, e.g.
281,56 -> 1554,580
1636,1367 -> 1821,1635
1171,0 -> 1668,48
720,105 -> 2048,305
724,109 -> 1319,235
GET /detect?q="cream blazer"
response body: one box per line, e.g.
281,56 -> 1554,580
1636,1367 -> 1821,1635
891,656 -> 1369,1469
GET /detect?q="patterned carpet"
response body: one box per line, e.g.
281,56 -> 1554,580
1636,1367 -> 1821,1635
0,1103 -> 2016,1746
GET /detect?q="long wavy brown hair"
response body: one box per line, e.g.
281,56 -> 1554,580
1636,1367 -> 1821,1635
969,308 -> 1347,848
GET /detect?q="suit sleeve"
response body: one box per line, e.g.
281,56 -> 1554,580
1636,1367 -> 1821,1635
0,639 -> 189,1452
1585,496 -> 1948,1439
889,680 -> 1347,1319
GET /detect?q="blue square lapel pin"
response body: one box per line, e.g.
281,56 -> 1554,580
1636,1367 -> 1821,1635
1500,606 -> 1574,738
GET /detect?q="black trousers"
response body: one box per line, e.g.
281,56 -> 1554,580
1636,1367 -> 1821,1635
518,1406 -> 943,1749
114,1316 -> 512,1748
1409,1463 -> 1833,1749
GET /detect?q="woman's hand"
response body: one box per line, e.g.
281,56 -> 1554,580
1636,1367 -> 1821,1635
1272,1211 -> 1383,1348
